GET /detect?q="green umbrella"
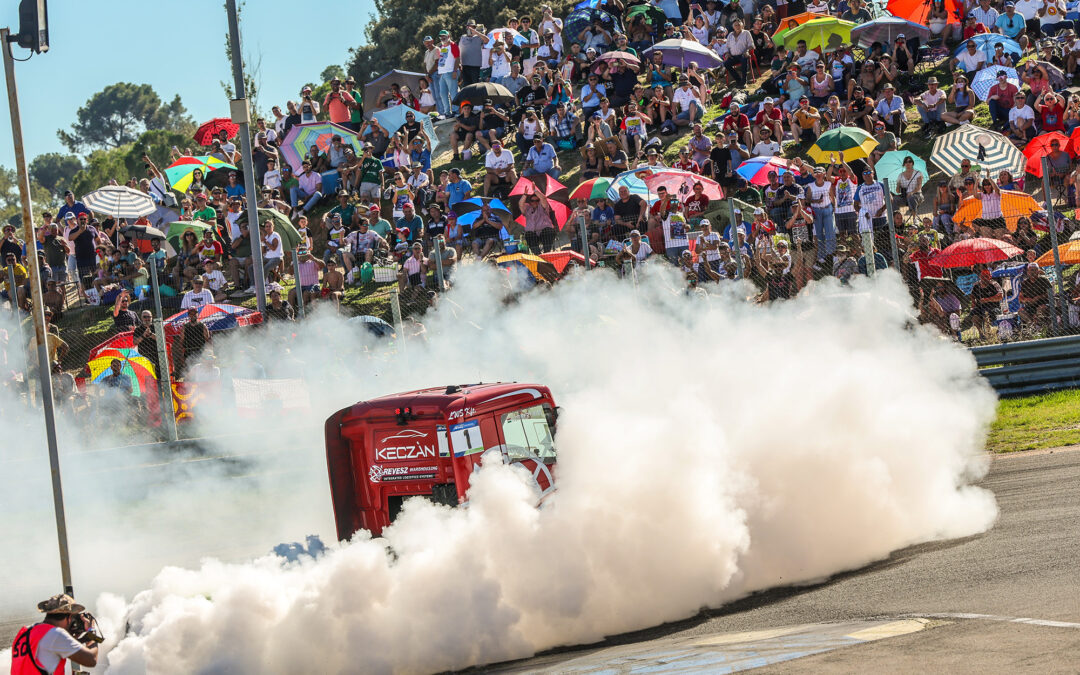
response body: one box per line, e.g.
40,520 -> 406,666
875,151 -> 929,187
235,208 -> 303,256
781,17 -> 855,53
625,3 -> 666,25
166,220 -> 214,250
807,127 -> 879,164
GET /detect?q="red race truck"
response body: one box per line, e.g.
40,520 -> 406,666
325,383 -> 559,539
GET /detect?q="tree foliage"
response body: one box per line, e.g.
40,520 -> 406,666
57,82 -> 194,153
67,129 -> 194,200
346,0 -> 575,83
0,166 -> 56,226
320,65 -> 346,83
29,152 -> 83,200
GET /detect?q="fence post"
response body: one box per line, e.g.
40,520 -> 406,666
149,262 -> 179,442
1041,156 -> 1067,334
389,286 -> 407,355
728,199 -> 744,280
579,214 -> 590,270
861,229 -> 876,278
291,252 -> 305,320
432,236 -> 446,292
882,178 -> 900,269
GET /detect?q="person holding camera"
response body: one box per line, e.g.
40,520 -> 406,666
9,593 -> 100,673
299,86 -> 320,123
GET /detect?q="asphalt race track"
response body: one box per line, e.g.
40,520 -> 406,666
488,447 -> 1080,674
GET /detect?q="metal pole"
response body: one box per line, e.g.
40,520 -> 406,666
3,27 -> 73,595
149,262 -> 179,442
1041,156 -> 1066,333
291,251 -> 305,319
728,199 -> 745,280
389,286 -> 406,354
226,0 -> 266,315
432,236 -> 446,291
861,230 -> 876,278
579,214 -> 590,270
882,178 -> 900,269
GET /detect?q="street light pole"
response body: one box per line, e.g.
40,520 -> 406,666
225,0 -> 266,314
2,26 -> 73,595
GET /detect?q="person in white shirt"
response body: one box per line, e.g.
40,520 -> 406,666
695,218 -> 724,279
180,276 -> 216,308
263,159 -> 282,191
952,39 -> 987,73
1008,92 -> 1036,141
483,141 -> 517,196
672,77 -> 704,126
616,228 -> 653,266
752,127 -> 782,157
917,77 -> 947,126
1040,0 -> 1068,35
805,167 -> 836,264
200,260 -> 228,302
539,5 -> 564,54
245,220 -> 283,293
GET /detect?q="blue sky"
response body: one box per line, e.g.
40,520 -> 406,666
0,0 -> 376,168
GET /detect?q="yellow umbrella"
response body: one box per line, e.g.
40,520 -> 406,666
1035,240 -> 1080,266
496,253 -> 560,283
807,127 -> 879,164
781,17 -> 856,53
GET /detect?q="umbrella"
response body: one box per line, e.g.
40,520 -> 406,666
771,11 -> 832,45
641,168 -> 724,201
807,127 -> 879,164
595,51 -> 641,70
495,253 -> 561,284
488,27 -> 528,47
625,4 -> 667,26
164,303 -> 262,334
930,126 -> 1026,177
454,81 -> 516,107
574,0 -> 604,8
887,0 -> 962,25
451,197 -> 513,222
280,122 -> 363,172
193,118 -> 239,146
1035,240 -> 1080,266
166,220 -> 214,245
540,250 -> 595,273
955,34 -> 1022,62
364,70 -> 426,115
969,66 -> 1020,102
952,191 -> 1041,233
734,156 -> 803,186
930,237 -> 1023,268
780,17 -> 855,53
120,223 -> 167,241
570,177 -> 614,201
1023,132 -> 1072,177
368,105 -> 438,151
1027,60 -> 1067,90
851,16 -> 930,49
565,8 -> 621,43
508,175 -> 572,230
82,185 -> 155,219
1066,125 -> 1080,156
874,151 -> 929,186
235,208 -> 303,252
89,354 -> 157,397
346,314 -> 396,338
164,156 -> 236,194
642,39 -> 723,69
606,167 -> 656,201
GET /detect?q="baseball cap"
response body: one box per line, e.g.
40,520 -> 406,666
630,229 -> 641,236
763,97 -> 775,104
700,218 -> 711,226
438,29 -> 450,36
423,35 -> 433,41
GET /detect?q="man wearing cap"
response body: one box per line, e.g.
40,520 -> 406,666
396,201 -> 425,245
459,20 -> 491,87
789,95 -> 821,144
524,135 -> 561,180
65,211 -> 99,295
451,102 -> 481,160
299,85 -> 320,124
476,99 -> 510,153
840,0 -> 872,22
672,76 -> 704,126
580,74 -> 607,119
9,593 -> 99,673
56,189 -> 89,224
985,70 -> 1019,132
1008,90 -> 1037,142
917,77 -> 947,129
484,140 -> 517,197
997,3 -> 1030,49
752,98 -> 784,146
434,30 -> 461,118
615,228 -> 653,266
182,272 -> 216,309
547,102 -> 578,148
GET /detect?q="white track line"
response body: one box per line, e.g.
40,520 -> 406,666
912,613 -> 1080,629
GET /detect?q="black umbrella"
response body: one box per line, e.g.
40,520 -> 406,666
451,197 -> 514,222
120,224 -> 167,241
453,82 -> 516,106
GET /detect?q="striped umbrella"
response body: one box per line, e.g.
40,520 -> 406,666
969,66 -> 1019,102
164,156 -> 236,194
930,126 -> 1026,178
281,122 -> 362,173
82,185 -> 155,218
570,177 -> 614,201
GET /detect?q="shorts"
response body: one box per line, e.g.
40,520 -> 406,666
301,284 -> 320,293
76,265 -> 96,287
835,211 -> 857,234
359,182 -> 381,199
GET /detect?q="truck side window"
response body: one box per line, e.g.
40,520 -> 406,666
500,404 -> 557,462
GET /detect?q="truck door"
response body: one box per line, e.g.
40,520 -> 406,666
495,402 -> 557,499
447,414 -> 502,504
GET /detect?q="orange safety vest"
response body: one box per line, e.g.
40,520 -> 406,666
9,624 -> 66,675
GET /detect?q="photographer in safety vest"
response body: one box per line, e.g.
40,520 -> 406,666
9,594 -> 99,674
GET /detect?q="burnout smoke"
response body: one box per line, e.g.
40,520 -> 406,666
2,267 -> 998,674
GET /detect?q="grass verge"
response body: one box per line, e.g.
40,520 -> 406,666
986,388 -> 1080,453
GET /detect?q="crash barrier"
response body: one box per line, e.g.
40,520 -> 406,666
971,334 -> 1080,397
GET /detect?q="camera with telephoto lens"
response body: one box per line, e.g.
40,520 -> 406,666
68,612 -> 104,644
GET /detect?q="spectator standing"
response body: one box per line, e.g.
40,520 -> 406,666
805,167 -> 836,266
459,19 -> 490,86
434,30 -> 460,118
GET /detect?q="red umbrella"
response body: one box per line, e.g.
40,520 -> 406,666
1023,132 -> 1071,177
929,237 -> 1023,269
539,250 -> 596,273
194,118 -> 240,146
509,175 -> 572,230
641,168 -> 724,201
887,0 -> 962,25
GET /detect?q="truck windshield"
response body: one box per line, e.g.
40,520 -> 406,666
500,404 -> 557,462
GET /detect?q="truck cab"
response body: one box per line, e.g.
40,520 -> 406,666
325,383 -> 558,539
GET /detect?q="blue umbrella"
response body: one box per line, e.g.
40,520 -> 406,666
606,168 -> 653,201
366,105 -> 439,151
451,196 -> 513,221
565,8 -> 622,42
969,66 -> 1020,102
574,0 -> 604,8
954,33 -> 1022,62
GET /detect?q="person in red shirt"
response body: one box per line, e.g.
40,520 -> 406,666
1035,91 -> 1066,132
753,98 -> 784,145
986,70 -> 1018,129
722,103 -> 752,148
683,182 -> 710,224
673,147 -> 700,173
323,77 -> 358,125
962,15 -> 989,39
649,186 -> 678,221
907,235 -> 943,280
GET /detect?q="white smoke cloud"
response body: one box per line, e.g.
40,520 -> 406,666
1,266 -> 998,674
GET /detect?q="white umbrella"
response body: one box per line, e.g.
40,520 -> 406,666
82,185 -> 155,219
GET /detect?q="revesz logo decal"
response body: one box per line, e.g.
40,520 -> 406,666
369,464 -> 438,483
375,428 -> 437,461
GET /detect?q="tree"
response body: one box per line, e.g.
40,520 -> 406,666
57,83 -> 193,153
0,166 -> 55,226
29,153 -> 84,200
67,128 -> 197,200
320,65 -> 346,83
221,0 -> 264,119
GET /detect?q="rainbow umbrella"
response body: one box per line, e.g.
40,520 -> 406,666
164,156 -> 236,194
606,168 -> 654,201
88,352 -> 157,398
570,177 -> 613,201
735,157 -> 802,186
280,122 -> 362,172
